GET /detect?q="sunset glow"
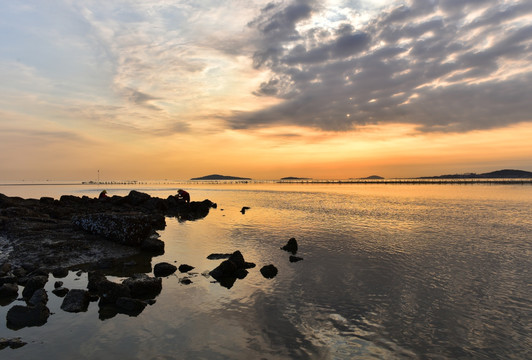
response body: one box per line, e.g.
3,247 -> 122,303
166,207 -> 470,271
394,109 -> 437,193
1,1 -> 531,180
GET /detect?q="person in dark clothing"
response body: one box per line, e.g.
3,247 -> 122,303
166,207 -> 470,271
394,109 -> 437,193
177,189 -> 190,203
99,190 -> 108,199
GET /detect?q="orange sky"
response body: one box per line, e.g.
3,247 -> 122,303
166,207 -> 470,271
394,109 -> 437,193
1,1 -> 531,180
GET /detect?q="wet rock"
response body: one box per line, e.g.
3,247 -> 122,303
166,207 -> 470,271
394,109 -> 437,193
116,297 -> 147,316
72,212 -> 156,246
153,262 -> 177,277
0,276 -> 17,286
97,279 -> 131,304
260,265 -> 278,279
140,237 -> 165,255
209,251 -> 252,288
122,274 -> 162,299
240,206 -> 250,214
0,337 -> 27,349
6,304 -> 50,330
124,190 -> 152,206
52,267 -> 69,278
22,275 -> 48,299
61,289 -> 90,312
87,271 -> 107,292
207,253 -> 232,260
180,278 -> 192,285
0,283 -> 18,301
0,262 -> 11,276
178,264 -> 194,273
54,281 -> 63,288
281,237 -> 298,254
289,256 -> 304,263
52,287 -> 69,297
28,288 -> 48,307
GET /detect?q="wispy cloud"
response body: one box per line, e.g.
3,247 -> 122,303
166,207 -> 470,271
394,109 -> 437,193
227,0 -> 532,133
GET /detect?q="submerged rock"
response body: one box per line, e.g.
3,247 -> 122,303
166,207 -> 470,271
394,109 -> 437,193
178,264 -> 194,273
0,337 -> 27,350
289,256 -> 304,263
115,297 -> 147,316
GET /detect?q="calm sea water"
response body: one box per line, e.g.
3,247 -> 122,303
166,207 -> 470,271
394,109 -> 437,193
0,182 -> 531,359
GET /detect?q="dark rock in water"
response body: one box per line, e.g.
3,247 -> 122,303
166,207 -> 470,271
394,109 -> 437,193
209,251 -> 251,289
180,278 -> 193,285
72,212 -> 159,246
154,262 -> 177,277
61,289 -> 90,312
178,264 -> 194,273
54,281 -> 63,288
260,265 -> 278,279
240,206 -> 250,214
87,271 -> 107,292
289,256 -> 304,263
207,253 -> 232,260
0,276 -> 17,286
115,297 -> 147,316
52,267 -> 69,278
96,279 -> 131,304
6,303 -> 50,330
0,337 -> 27,350
22,275 -> 48,299
52,287 -> 69,298
244,262 -> 256,269
28,288 -> 48,307
0,283 -> 19,304
281,237 -> 298,254
122,274 -> 162,299
0,262 -> 11,276
140,237 -> 165,254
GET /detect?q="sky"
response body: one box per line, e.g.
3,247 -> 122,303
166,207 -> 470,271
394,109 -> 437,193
1,0 -> 531,181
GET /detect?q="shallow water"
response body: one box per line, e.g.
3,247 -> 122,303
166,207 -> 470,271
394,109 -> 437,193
0,183 -> 531,359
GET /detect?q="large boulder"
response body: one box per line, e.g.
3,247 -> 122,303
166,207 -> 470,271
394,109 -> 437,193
22,275 -> 48,299
72,212 -> 159,246
209,251 -> 254,288
96,279 -> 131,304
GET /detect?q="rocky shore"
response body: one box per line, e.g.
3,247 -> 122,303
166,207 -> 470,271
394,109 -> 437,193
0,190 -> 216,271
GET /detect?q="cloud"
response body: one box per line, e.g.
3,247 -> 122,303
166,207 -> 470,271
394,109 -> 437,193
227,0 -> 532,133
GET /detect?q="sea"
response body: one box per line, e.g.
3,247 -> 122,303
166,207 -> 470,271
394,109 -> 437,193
0,181 -> 530,359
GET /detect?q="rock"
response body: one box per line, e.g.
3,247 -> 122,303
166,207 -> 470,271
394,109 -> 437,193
240,206 -> 250,214
52,287 -> 69,297
0,283 -> 18,299
124,190 -> 152,206
52,267 -> 69,278
122,274 -> 162,299
0,262 -> 11,276
6,304 -> 50,330
180,278 -> 192,285
0,276 -> 17,286
260,265 -> 278,279
61,289 -> 90,312
22,275 -> 48,299
281,237 -> 298,254
209,251 -> 252,288
0,337 -> 27,350
289,256 -> 304,263
140,237 -> 165,254
96,279 -> 131,304
72,212 -> 156,246
54,281 -> 63,288
28,288 -> 48,307
153,262 -> 177,277
87,271 -> 107,292
207,253 -> 232,260
116,297 -> 147,316
178,264 -> 194,273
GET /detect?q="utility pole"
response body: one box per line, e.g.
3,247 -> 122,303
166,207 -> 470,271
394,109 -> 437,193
98,170 -> 100,184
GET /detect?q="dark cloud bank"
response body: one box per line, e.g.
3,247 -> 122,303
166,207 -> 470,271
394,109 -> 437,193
228,0 -> 532,133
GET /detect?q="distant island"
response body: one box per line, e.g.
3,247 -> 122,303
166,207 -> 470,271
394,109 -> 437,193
360,175 -> 384,180
190,174 -> 252,181
420,169 -> 532,179
280,177 -> 312,180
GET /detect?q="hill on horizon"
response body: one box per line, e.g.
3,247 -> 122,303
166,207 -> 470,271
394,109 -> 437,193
190,174 -> 252,181
420,169 -> 532,179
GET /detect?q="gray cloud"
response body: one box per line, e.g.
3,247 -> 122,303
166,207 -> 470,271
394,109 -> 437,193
227,0 -> 532,133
